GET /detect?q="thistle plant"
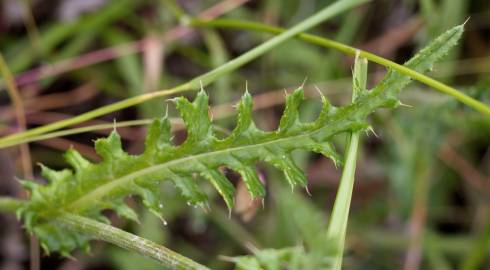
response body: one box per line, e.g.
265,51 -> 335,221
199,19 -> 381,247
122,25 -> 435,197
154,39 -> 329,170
0,0 -> 488,269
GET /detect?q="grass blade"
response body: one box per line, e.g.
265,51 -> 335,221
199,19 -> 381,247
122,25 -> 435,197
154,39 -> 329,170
0,0 -> 368,148
325,53 -> 367,270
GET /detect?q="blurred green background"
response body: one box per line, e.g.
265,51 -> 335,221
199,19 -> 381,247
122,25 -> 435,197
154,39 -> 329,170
0,0 -> 489,269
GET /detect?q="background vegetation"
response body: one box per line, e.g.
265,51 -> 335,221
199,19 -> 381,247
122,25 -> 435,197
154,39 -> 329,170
0,0 -> 489,269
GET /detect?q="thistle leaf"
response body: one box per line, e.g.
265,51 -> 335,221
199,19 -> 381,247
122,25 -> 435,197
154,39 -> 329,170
18,24 -> 463,256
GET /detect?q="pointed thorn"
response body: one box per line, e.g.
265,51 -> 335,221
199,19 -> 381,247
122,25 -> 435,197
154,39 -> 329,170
245,242 -> 260,254
399,101 -> 413,108
167,97 -> 178,104
199,80 -> 204,92
164,104 -> 169,118
367,127 -> 379,138
112,119 -> 117,133
199,202 -> 211,213
218,255 -> 237,263
313,84 -> 325,99
305,186 -> 312,196
355,49 -> 361,59
63,252 -> 77,261
300,76 -> 308,88
155,214 -> 168,227
463,17 -> 470,27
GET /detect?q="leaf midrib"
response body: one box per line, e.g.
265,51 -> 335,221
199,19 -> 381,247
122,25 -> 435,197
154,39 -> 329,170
66,129 -> 330,212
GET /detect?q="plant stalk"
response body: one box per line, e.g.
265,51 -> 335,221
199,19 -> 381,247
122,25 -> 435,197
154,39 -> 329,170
0,197 -> 483,262
57,213 -> 210,270
0,197 -> 208,270
190,18 -> 490,116
325,53 -> 367,270
0,0 -> 367,148
0,197 -> 24,213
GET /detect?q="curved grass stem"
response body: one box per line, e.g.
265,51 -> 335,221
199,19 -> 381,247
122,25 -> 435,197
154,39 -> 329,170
0,0 -> 367,148
190,18 -> 490,116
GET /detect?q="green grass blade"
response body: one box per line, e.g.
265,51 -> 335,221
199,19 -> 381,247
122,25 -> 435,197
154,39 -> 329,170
0,0 -> 368,148
325,54 -> 367,270
191,19 -> 490,116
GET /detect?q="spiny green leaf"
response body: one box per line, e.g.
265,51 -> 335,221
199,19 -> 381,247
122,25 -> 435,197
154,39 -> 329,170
372,23 -> 464,106
278,89 -> 305,134
173,90 -> 214,143
18,23 -> 463,256
228,24 -> 464,270
201,169 -> 235,209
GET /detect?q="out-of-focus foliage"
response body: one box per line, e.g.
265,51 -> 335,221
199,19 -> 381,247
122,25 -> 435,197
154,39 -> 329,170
0,0 -> 489,269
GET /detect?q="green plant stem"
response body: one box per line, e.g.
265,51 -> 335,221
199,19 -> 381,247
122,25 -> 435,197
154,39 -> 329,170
325,54 -> 367,270
0,84 -> 189,148
0,118 -> 231,148
190,18 -> 490,116
0,0 -> 367,148
0,197 -> 24,213
0,197 -> 208,270
57,213 -> 209,270
7,119 -> 157,147
185,0 -> 369,89
0,197 -> 483,259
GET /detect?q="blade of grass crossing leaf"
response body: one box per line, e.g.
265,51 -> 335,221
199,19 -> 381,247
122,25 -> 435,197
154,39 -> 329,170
8,23 -> 471,263
191,19 -> 490,116
186,0 -> 370,89
202,29 -> 231,105
325,53 -> 367,270
0,0 -> 369,148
